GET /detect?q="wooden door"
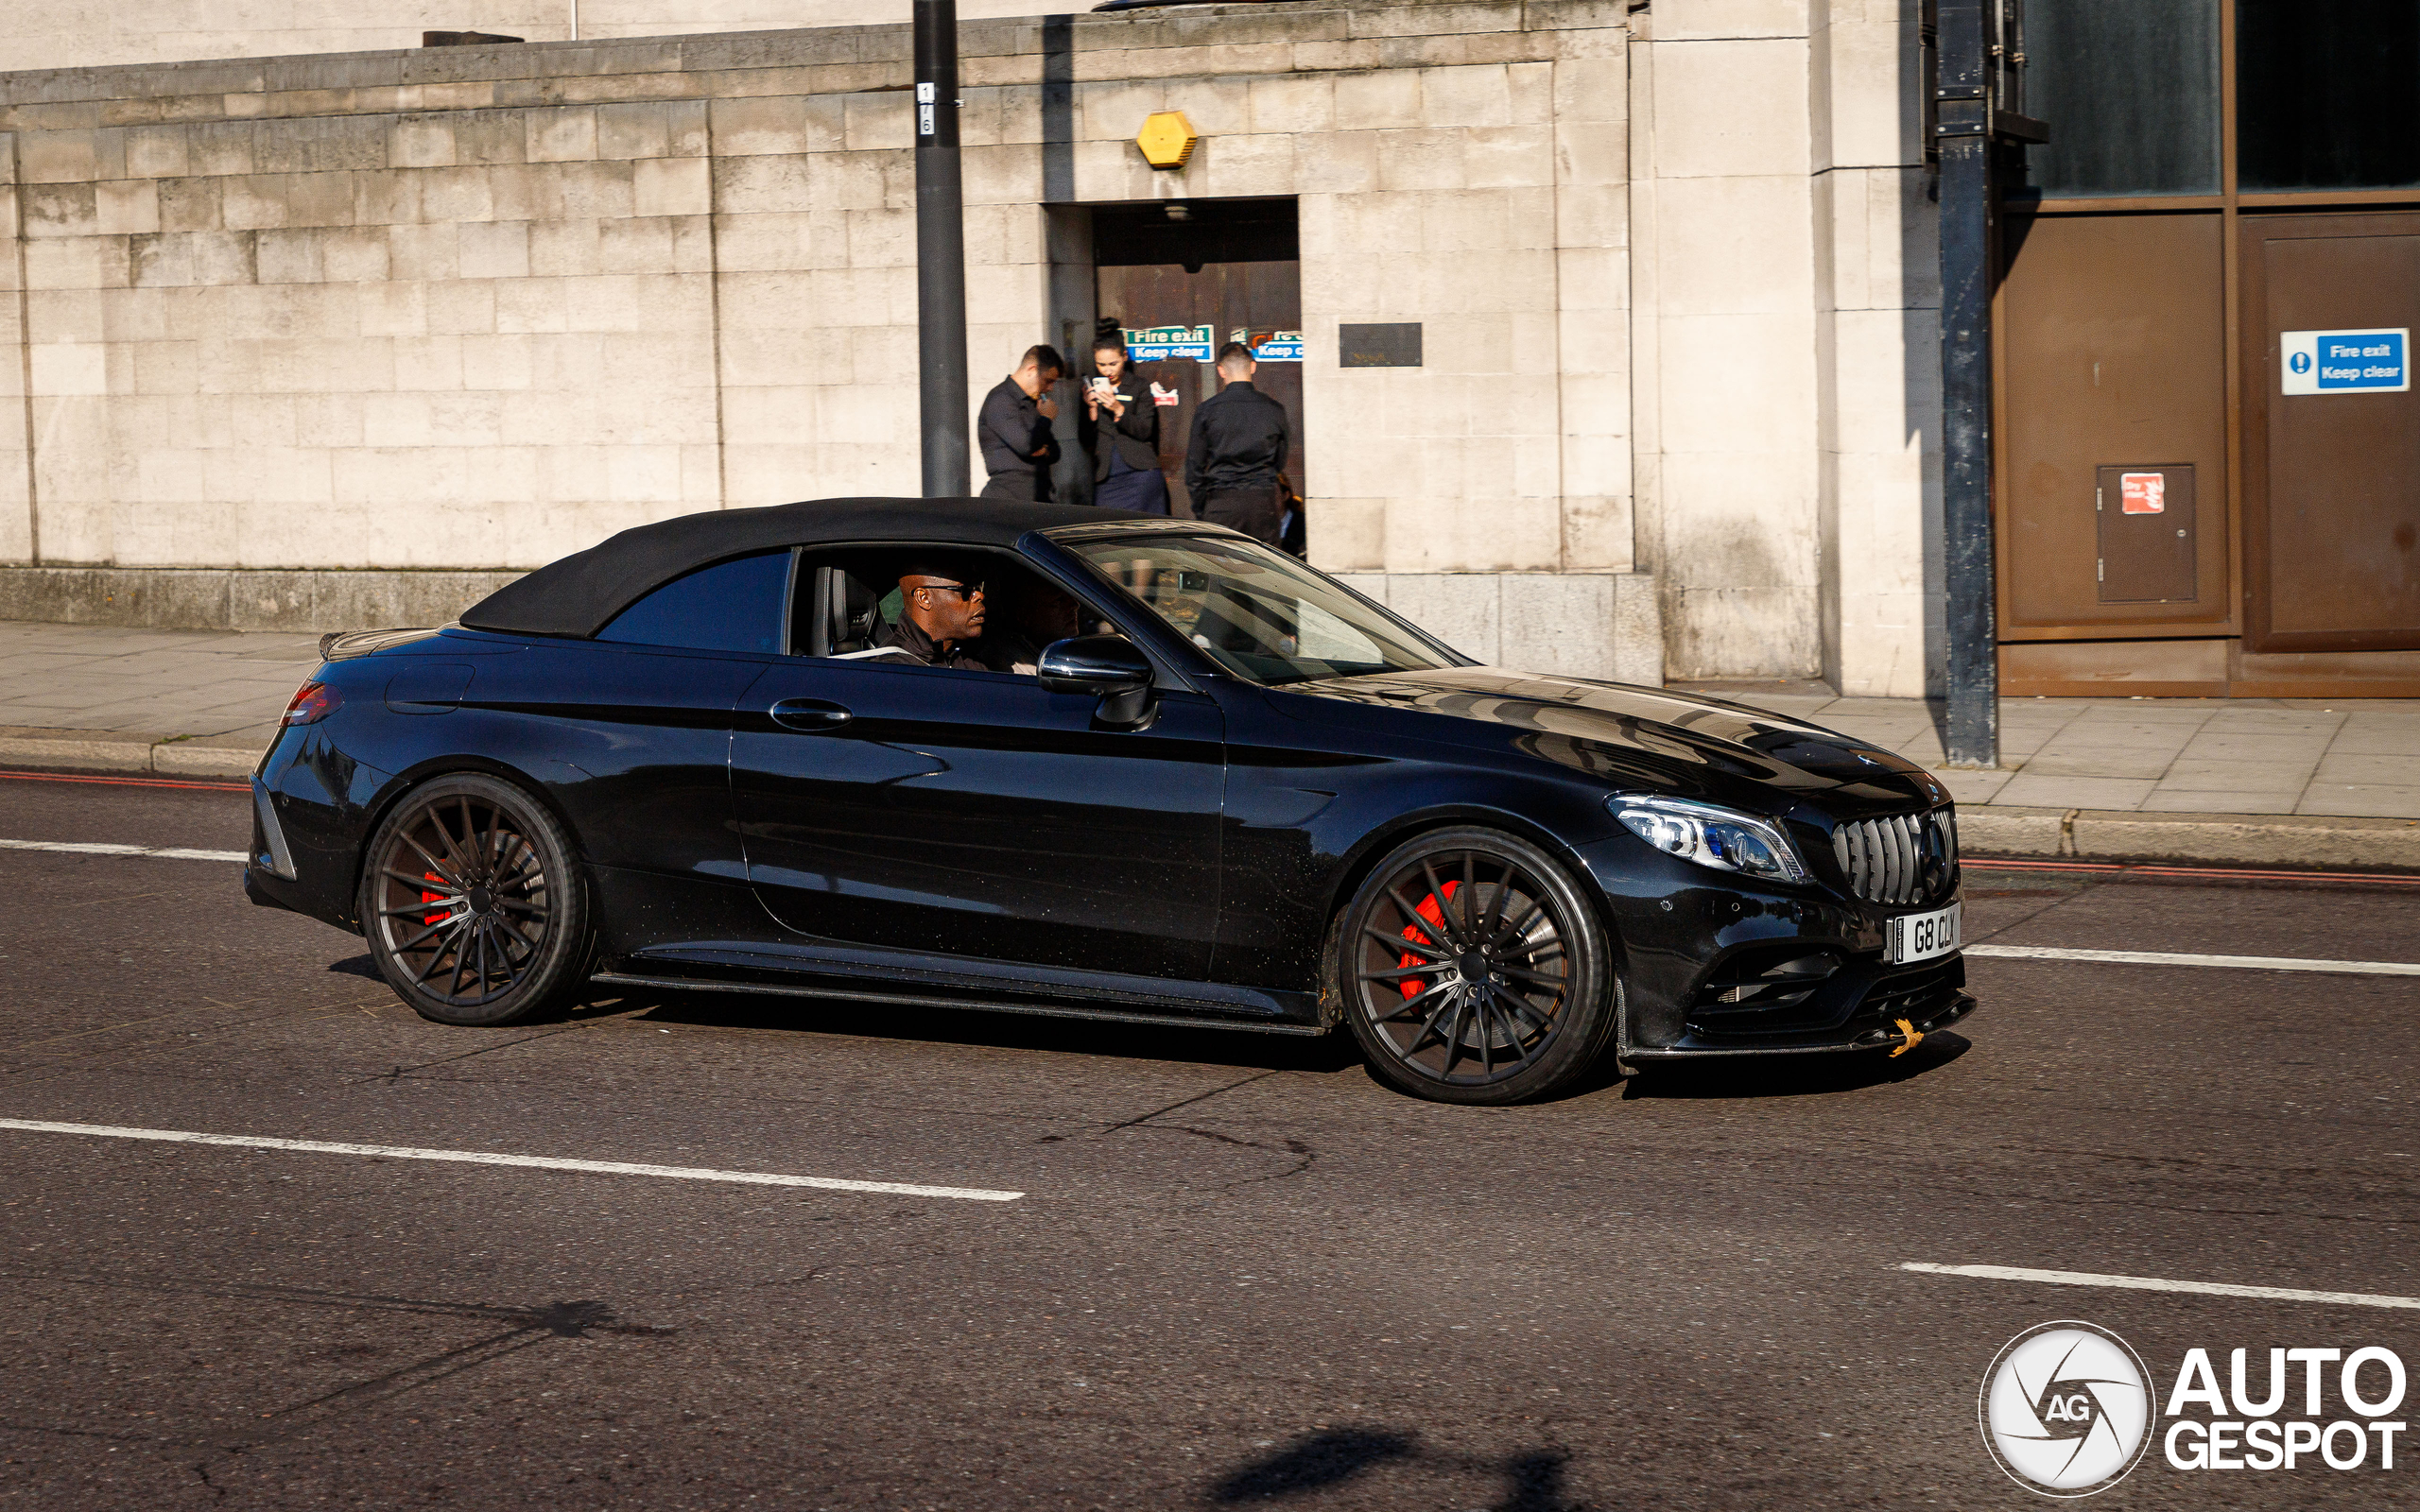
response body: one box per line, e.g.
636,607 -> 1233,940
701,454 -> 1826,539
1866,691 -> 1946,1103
2240,214 -> 2420,653
1997,214 -> 2231,637
1095,260 -> 1305,521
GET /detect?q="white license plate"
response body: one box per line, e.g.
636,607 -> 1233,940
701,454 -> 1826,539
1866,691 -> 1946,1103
1887,902 -> 1962,964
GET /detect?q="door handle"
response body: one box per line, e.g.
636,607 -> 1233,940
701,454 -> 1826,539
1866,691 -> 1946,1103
769,697 -> 853,731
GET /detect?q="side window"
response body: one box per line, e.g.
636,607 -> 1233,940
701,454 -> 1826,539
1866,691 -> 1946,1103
794,549 -> 1115,673
596,550 -> 791,654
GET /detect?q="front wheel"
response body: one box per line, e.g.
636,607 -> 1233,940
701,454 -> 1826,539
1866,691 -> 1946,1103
1330,826 -> 1619,1105
358,774 -> 591,1026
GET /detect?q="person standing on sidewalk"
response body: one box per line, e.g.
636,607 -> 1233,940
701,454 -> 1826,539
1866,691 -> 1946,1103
977,345 -> 1064,501
1184,341 -> 1289,543
1080,334 -> 1169,515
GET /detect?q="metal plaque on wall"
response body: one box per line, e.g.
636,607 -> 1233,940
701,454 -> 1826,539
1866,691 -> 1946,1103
1339,323 -> 1422,368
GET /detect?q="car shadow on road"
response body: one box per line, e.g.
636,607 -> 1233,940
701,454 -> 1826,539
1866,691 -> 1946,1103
335,957 -> 1970,1097
1206,1428 -> 1579,1509
563,984 -> 1368,1076
1616,1031 -> 1970,1099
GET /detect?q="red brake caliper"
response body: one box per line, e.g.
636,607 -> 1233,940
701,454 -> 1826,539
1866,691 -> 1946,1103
1397,879 -> 1460,999
421,871 -> 449,927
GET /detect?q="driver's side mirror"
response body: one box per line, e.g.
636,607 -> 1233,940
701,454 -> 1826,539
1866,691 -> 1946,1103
1037,634 -> 1155,727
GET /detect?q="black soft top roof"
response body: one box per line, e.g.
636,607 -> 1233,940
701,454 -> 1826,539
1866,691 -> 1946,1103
459,496 -> 1164,639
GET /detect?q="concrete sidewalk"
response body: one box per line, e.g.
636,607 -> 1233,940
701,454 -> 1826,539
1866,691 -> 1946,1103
0,621 -> 321,778
1685,682 -> 2420,872
1698,684 -> 2420,819
4,620 -> 2417,868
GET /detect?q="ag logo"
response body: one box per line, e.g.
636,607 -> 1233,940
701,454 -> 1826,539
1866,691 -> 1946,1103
1979,1322 -> 2155,1496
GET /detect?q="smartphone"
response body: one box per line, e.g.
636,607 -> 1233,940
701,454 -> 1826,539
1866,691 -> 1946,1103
1088,377 -> 1117,403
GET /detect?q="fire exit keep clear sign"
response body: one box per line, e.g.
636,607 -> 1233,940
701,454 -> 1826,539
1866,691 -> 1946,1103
2281,328 -> 2409,395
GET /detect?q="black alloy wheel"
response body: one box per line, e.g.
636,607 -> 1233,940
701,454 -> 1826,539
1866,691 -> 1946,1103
358,774 -> 589,1026
1331,826 -> 1619,1105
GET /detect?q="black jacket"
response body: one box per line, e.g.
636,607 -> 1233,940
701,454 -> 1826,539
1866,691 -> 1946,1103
977,377 -> 1059,490
873,610 -> 989,671
1078,372 -> 1162,482
1184,381 -> 1289,500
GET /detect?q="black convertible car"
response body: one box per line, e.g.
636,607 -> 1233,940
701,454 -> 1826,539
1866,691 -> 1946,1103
244,497 -> 1970,1105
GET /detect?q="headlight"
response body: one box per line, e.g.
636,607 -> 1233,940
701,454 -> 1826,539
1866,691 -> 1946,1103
1609,794 -> 1808,884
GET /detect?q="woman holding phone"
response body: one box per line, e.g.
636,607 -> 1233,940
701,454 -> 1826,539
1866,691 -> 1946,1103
1080,332 -> 1170,515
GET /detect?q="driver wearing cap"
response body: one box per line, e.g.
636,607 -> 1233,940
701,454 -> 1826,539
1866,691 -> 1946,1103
874,558 -> 991,670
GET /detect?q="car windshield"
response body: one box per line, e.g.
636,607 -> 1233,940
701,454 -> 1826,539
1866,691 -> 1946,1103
1060,532 -> 1461,686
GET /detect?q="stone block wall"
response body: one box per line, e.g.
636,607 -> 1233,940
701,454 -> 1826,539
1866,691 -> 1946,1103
1628,0 -> 1938,696
0,2 -> 1949,695
9,94 -> 727,576
1,2 -> 1065,77
1338,569 -> 1662,684
0,2 -> 1657,676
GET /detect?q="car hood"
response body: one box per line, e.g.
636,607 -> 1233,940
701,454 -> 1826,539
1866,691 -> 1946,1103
1276,666 -> 1946,814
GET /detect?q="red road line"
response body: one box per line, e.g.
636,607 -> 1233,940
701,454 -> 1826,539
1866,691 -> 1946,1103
0,769 -> 249,793
1967,856 -> 2420,886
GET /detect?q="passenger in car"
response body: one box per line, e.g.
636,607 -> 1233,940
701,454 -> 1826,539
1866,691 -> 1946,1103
873,558 -> 992,670
977,576 -> 1083,676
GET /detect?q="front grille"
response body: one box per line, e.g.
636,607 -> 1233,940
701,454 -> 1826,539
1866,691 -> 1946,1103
1832,809 -> 1958,905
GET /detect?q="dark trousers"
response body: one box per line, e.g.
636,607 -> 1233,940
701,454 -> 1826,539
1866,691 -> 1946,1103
979,470 -> 1043,502
1095,464 -> 1170,515
1199,484 -> 1282,544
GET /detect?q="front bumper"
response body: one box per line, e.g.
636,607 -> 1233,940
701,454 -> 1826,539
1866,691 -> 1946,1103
1627,987 -> 1976,1058
1572,833 -> 1976,1057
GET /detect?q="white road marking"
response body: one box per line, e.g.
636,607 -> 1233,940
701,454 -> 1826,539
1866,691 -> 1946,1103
0,1118 -> 1024,1202
1902,1263 -> 2420,1312
1966,943 -> 2420,977
0,838 -> 246,862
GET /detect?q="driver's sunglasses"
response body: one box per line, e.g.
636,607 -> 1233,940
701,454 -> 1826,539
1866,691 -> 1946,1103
920,580 -> 985,599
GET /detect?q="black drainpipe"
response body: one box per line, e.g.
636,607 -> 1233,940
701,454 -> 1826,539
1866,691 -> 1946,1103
1930,0 -> 2043,768
914,0 -> 971,497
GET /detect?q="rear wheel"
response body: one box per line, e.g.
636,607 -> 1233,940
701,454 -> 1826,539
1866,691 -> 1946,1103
1330,826 -> 1619,1105
358,774 -> 590,1027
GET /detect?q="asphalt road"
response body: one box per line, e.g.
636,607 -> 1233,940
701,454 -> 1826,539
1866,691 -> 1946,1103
2,770 -> 2416,1509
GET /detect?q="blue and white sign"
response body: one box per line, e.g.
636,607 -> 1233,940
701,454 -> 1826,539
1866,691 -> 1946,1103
2281,327 -> 2409,395
1123,324 -> 1214,363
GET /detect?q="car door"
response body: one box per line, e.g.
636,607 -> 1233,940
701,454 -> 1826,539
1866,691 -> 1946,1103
731,651 -> 1226,983
459,549 -> 793,889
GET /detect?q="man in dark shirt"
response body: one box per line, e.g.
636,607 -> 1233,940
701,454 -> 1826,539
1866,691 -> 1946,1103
977,346 -> 1063,501
1184,341 -> 1290,543
873,558 -> 991,669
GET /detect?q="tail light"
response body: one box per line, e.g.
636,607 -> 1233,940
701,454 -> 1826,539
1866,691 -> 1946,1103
280,680 -> 342,728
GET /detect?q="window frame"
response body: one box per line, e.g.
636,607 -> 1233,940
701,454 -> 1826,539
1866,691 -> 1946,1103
780,541 -> 1197,690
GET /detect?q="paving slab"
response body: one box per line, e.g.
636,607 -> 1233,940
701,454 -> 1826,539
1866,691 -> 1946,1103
2152,758 -> 2322,791
1675,680 -> 2420,867
2298,784 -> 2420,819
1992,774 -> 2163,811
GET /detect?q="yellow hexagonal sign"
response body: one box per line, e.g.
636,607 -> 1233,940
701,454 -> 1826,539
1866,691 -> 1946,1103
1135,111 -> 1199,171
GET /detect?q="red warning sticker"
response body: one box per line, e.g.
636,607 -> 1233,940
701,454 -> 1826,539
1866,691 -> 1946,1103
2120,472 -> 2165,514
